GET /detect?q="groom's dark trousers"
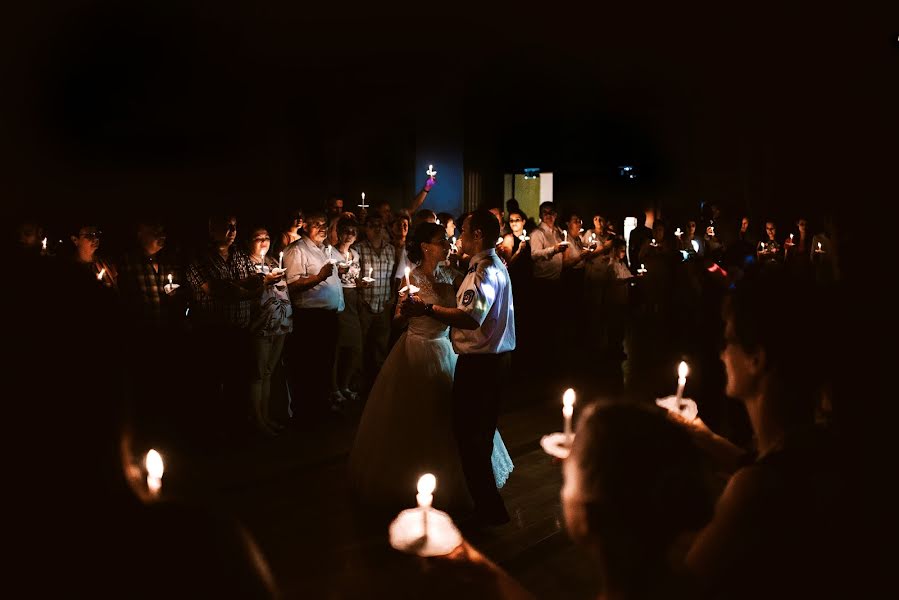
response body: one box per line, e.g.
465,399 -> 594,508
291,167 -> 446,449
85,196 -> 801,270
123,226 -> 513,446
453,351 -> 512,523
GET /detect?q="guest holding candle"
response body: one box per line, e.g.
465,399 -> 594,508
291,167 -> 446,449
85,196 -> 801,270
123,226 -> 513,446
355,213 -> 397,397
68,221 -> 118,290
669,270 -> 850,600
757,220 -> 782,266
185,214 -> 264,440
247,226 -> 292,436
282,211 -> 344,415
332,219 -> 363,405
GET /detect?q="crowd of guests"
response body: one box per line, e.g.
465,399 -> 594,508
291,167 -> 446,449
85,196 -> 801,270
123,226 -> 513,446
10,187 -> 869,598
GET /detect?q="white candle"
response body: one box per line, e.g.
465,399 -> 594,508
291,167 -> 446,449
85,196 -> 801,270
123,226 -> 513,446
145,449 -> 164,497
404,266 -> 411,290
346,251 -> 351,263
416,473 -> 436,537
496,237 -> 504,246
675,228 -> 683,238
167,273 -> 173,289
359,192 -> 369,210
41,237 -> 47,251
426,164 -> 437,178
562,231 -> 567,242
278,251 -> 284,270
790,233 -> 794,242
817,242 -> 822,251
675,361 -> 689,403
651,238 -> 657,246
96,268 -> 106,281
368,267 -> 373,279
562,388 -> 575,446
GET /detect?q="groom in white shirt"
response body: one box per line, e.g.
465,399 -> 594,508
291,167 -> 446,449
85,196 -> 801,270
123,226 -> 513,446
404,209 -> 516,526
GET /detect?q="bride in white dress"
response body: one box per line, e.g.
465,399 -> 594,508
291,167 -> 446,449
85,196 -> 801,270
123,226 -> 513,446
349,223 -> 513,511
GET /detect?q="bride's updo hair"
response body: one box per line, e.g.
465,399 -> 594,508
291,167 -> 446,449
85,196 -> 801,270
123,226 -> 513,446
406,222 -> 446,265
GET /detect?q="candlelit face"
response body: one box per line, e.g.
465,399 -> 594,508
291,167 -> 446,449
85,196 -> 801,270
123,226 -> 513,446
249,228 -> 271,257
327,197 -> 344,217
376,201 -> 392,222
765,222 -> 777,241
444,218 -> 456,238
392,217 -> 409,240
567,215 -> 582,237
338,226 -> 358,248
137,223 -> 166,255
305,217 -> 328,245
422,231 -> 451,261
687,221 -> 697,237
720,316 -> 763,401
540,206 -> 557,229
210,217 -> 238,246
508,212 -> 525,236
740,217 -> 750,234
797,219 -> 807,236
71,226 -> 101,261
365,218 -> 386,244
592,215 -> 605,233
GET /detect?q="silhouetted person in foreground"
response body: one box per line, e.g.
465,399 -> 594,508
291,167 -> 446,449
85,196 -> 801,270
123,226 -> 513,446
563,402 -> 714,600
9,254 -> 278,598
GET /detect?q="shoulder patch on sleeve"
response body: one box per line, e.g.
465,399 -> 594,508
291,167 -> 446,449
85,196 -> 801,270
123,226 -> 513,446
462,289 -> 475,306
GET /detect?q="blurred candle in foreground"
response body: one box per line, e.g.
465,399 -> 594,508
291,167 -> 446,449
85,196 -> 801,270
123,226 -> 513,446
42,237 -> 47,251
145,449 -> 164,496
562,388 -> 576,446
676,361 -> 689,403
417,473 -> 436,537
97,268 -> 106,281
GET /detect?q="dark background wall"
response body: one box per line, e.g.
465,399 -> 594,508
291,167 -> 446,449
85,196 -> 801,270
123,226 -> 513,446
3,3 -> 894,254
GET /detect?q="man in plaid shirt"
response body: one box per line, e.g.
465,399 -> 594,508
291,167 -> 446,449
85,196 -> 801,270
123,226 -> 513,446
117,221 -> 185,331
185,215 -> 263,439
354,213 -> 396,395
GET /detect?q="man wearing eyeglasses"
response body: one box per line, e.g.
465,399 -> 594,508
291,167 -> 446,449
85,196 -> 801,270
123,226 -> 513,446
282,210 -> 345,415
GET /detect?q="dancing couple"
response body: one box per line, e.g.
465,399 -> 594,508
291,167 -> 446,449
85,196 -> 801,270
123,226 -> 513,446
350,210 -> 516,526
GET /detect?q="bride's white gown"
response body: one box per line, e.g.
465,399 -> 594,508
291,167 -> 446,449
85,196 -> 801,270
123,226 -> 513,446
349,265 -> 514,510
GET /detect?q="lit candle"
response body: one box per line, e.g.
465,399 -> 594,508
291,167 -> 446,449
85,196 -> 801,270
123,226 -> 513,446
760,241 -> 765,251
691,239 -> 699,253
562,231 -> 568,243
278,251 -> 284,270
426,164 -> 437,179
651,238 -> 657,246
96,268 -> 106,281
591,233 -> 596,242
359,192 -> 369,210
562,388 -> 575,446
675,361 -> 689,403
167,273 -> 173,290
496,237 -> 504,246
817,242 -> 822,252
675,227 -> 683,238
790,233 -> 794,242
368,267 -> 373,279
41,237 -> 47,251
145,449 -> 164,497
416,473 -> 436,537
346,251 -> 351,263
451,236 -> 457,252
404,266 -> 411,290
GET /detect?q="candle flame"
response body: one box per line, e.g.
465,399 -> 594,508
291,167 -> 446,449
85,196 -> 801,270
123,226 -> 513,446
562,388 -> 576,408
678,361 -> 689,379
96,268 -> 105,281
417,473 -> 436,495
404,266 -> 411,278
361,192 -> 365,201
146,449 -> 164,479
817,242 -> 822,250
367,267 -> 373,277
42,237 -> 47,250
